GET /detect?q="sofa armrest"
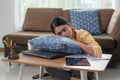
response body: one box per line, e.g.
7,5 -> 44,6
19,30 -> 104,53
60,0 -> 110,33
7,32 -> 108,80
107,9 -> 120,41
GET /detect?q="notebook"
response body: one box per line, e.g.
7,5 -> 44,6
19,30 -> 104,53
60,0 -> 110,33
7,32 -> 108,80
21,50 -> 67,59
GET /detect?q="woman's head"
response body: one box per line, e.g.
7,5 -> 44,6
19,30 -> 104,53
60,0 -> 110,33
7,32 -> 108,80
50,16 -> 68,33
50,16 -> 73,38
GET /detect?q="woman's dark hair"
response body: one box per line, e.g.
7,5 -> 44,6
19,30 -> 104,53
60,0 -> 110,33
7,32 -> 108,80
50,16 -> 68,34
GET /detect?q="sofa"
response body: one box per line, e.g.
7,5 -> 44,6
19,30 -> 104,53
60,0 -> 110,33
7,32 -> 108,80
2,8 -> 120,63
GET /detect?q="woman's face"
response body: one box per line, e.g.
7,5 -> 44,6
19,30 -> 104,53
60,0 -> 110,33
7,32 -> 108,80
54,24 -> 73,39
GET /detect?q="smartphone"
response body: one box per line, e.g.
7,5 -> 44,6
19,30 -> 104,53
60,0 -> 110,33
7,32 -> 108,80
65,57 -> 90,66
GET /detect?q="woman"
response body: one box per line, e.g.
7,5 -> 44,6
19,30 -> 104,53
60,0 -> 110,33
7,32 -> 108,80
29,16 -> 102,80
46,16 -> 102,80
49,16 -> 102,57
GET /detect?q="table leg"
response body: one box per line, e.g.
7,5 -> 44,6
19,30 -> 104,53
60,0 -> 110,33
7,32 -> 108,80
9,62 -> 11,72
39,66 -> 44,79
80,70 -> 88,80
18,64 -> 24,80
94,72 -> 99,80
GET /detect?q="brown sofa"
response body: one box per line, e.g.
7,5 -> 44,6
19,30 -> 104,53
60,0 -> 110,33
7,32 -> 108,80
2,8 -> 120,63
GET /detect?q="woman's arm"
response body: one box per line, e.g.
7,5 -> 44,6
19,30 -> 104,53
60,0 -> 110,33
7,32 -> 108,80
77,42 -> 94,56
74,29 -> 102,57
72,39 -> 95,56
72,34 -> 102,57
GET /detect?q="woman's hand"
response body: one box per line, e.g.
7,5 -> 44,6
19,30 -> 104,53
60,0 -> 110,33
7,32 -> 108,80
72,39 -> 95,56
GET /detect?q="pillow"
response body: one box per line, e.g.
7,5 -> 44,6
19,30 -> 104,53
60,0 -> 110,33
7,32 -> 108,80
70,9 -> 101,35
28,36 -> 83,55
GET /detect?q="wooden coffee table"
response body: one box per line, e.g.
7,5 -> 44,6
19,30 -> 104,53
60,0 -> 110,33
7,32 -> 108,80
1,53 -> 112,80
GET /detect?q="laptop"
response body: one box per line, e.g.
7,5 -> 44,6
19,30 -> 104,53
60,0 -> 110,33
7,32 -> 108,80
21,50 -> 67,59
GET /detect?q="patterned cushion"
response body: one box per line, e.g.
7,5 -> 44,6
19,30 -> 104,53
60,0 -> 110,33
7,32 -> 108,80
28,36 -> 83,55
70,9 -> 101,35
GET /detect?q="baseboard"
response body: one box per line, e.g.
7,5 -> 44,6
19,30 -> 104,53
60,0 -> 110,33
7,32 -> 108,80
0,48 -> 4,52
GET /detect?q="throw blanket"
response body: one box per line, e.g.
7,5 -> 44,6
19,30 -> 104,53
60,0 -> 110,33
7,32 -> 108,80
70,9 -> 101,35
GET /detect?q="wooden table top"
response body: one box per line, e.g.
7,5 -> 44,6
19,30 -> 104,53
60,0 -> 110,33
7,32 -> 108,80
1,53 -> 112,72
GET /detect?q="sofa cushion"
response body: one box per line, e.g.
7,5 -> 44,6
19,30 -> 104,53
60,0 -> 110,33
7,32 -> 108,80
28,36 -> 83,55
107,9 -> 120,41
63,9 -> 71,23
98,9 -> 114,32
22,8 -> 63,32
70,9 -> 101,35
93,34 -> 116,49
3,31 -> 53,45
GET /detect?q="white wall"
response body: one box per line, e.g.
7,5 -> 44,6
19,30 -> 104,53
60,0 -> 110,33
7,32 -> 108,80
0,0 -> 15,48
112,0 -> 120,9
